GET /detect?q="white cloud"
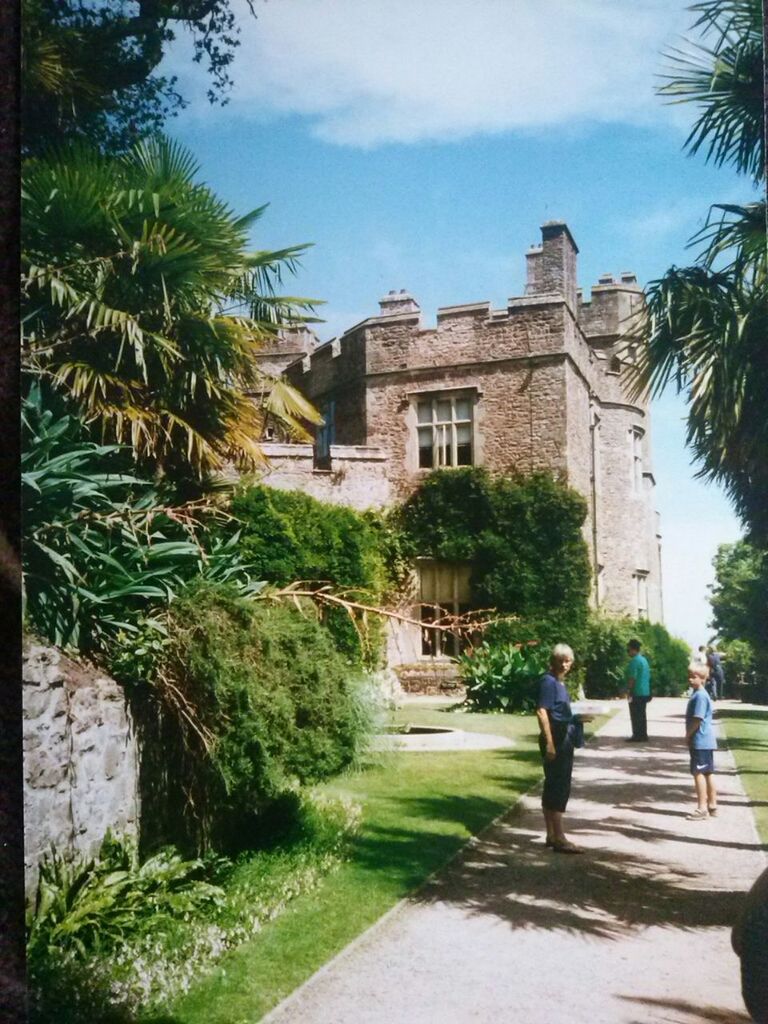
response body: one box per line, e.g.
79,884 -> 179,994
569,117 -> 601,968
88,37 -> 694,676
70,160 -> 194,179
169,0 -> 694,146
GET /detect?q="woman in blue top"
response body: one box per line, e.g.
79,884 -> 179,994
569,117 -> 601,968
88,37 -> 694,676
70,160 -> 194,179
535,643 -> 592,853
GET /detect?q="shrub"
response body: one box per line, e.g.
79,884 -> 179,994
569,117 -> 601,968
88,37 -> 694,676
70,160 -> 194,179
583,614 -> 689,698
394,468 -> 591,640
459,641 -> 549,712
230,485 -> 387,663
138,582 -> 373,854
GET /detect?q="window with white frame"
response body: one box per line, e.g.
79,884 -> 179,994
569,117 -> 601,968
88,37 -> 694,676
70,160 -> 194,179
419,560 -> 472,658
629,426 -> 644,492
416,392 -> 474,469
633,571 -> 649,619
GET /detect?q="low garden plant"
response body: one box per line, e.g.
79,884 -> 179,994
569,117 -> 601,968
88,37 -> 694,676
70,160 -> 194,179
27,794 -> 360,1024
458,641 -> 549,712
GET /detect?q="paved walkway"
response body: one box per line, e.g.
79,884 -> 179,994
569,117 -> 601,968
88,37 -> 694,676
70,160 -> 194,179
264,699 -> 767,1024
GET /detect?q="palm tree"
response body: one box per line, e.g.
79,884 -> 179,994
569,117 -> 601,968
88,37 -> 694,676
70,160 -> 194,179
626,0 -> 767,543
22,137 -> 323,479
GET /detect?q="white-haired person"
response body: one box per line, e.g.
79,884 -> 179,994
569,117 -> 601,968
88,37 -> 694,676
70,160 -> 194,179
535,643 -> 593,854
685,662 -> 718,820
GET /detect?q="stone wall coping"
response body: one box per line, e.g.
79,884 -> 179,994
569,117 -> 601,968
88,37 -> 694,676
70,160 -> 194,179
364,311 -> 422,328
436,301 -> 491,317
507,292 -> 566,309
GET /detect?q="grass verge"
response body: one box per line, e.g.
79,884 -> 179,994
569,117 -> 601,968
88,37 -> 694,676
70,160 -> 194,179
170,702 -> 609,1023
717,704 -> 768,843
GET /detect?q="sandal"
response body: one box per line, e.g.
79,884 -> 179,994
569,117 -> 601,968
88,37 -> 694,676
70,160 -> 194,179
686,808 -> 709,820
708,806 -> 718,817
551,840 -> 583,854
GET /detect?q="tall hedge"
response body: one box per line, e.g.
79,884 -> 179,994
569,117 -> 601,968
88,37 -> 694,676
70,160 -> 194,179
230,485 -> 387,664
583,614 -> 690,698
394,468 -> 592,646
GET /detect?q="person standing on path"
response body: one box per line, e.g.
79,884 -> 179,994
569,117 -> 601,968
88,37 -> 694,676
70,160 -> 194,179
685,662 -> 718,820
535,643 -> 593,854
624,638 -> 651,741
706,646 -> 726,702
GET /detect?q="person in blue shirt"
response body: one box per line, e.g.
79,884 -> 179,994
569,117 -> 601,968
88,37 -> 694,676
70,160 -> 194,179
685,662 -> 718,820
535,643 -> 593,854
624,638 -> 651,741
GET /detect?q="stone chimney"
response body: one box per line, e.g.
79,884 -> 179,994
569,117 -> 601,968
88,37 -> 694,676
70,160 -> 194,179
523,222 -> 579,311
525,245 -> 543,295
378,289 -> 420,316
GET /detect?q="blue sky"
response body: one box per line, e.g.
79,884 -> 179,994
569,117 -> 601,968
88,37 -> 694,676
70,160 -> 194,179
164,0 -> 750,651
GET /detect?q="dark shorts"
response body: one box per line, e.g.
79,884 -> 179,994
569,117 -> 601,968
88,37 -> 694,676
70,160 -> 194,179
689,749 -> 715,775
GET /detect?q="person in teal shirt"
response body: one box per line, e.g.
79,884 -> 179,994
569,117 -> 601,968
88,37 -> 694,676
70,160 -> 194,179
624,638 -> 651,741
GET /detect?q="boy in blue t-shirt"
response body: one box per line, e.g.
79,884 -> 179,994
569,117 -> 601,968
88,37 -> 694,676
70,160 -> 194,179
685,663 -> 718,820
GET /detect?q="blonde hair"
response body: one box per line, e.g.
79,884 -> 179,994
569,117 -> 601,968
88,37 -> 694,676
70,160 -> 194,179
550,643 -> 574,671
688,662 -> 709,681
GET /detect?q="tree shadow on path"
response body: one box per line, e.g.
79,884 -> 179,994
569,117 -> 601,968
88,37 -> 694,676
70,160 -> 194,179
618,994 -> 751,1023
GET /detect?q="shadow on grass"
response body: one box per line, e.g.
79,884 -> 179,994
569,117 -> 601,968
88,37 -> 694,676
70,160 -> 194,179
618,995 -> 750,1022
716,708 -> 768,722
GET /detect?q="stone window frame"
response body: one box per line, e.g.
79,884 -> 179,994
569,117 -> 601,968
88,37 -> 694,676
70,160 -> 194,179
632,570 -> 649,619
411,387 -> 478,471
417,558 -> 472,659
629,425 -> 644,493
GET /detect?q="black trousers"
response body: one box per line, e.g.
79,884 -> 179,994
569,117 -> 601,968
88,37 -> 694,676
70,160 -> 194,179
629,696 -> 650,740
540,728 -> 574,812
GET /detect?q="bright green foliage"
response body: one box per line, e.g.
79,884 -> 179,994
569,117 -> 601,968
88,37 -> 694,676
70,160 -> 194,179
583,615 -> 690,698
22,137 -> 321,479
710,540 -> 768,651
230,485 -> 388,662
459,641 -> 549,712
142,583 -> 372,854
710,539 -> 768,698
22,383 -> 264,655
396,468 -> 591,629
27,834 -> 224,962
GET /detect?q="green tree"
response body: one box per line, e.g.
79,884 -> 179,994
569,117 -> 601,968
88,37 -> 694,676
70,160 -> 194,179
22,137 -> 321,479
627,0 -> 768,543
22,0 -> 257,154
709,540 -> 768,656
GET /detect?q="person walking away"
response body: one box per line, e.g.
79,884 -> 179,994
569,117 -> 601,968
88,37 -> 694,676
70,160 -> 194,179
535,643 -> 593,854
694,645 -> 708,666
706,646 -> 726,702
685,663 -> 718,820
624,639 -> 651,741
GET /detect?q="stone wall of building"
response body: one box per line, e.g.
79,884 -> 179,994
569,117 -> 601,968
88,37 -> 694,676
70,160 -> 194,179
23,640 -> 139,898
275,221 -> 664,651
257,442 -> 392,509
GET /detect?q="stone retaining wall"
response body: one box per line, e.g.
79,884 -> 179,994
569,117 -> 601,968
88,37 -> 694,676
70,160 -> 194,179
23,640 -> 139,899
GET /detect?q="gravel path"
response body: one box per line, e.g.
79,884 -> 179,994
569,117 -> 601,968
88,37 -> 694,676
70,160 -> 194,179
264,699 -> 766,1024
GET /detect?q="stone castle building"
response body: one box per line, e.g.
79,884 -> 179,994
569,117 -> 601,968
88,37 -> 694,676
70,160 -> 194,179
256,221 -> 663,665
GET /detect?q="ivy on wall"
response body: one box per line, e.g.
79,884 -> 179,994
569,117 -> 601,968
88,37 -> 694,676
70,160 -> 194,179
392,468 -> 592,646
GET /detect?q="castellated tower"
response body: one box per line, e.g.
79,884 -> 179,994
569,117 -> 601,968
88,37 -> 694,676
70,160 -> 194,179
269,221 -> 663,643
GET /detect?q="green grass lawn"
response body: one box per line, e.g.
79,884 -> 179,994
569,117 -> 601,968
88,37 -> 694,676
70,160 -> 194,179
170,702 -> 609,1024
718,704 -> 768,843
